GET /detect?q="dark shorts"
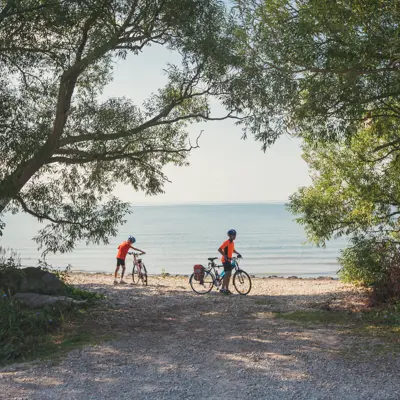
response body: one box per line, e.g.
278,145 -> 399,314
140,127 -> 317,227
116,258 -> 125,267
223,262 -> 233,273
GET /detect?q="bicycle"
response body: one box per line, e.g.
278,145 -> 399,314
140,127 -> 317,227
129,252 -> 148,286
189,255 -> 252,295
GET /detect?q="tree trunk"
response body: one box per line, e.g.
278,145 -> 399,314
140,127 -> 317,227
0,77 -> 76,214
0,141 -> 55,212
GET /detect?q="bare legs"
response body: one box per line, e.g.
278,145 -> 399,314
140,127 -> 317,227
114,264 -> 126,283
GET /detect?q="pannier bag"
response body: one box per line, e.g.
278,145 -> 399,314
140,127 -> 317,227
193,264 -> 205,284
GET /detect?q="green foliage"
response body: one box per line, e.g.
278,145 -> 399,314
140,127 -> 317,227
0,0 -> 265,254
65,286 -> 104,302
0,293 -> 66,363
245,0 -> 400,302
0,249 -> 102,362
361,303 -> 400,327
338,237 -> 387,286
0,247 -> 21,270
235,0 -> 400,145
288,127 -> 400,245
0,289 -> 102,364
288,126 -> 400,301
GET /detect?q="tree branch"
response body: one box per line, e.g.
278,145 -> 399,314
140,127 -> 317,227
49,131 -> 203,165
362,146 -> 400,163
373,138 -> 400,152
15,195 -> 87,227
59,104 -> 237,147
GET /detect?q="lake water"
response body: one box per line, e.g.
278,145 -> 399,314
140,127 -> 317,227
0,203 -> 346,277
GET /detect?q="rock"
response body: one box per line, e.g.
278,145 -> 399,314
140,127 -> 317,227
0,267 -> 67,295
14,292 -> 87,309
287,276 -> 298,279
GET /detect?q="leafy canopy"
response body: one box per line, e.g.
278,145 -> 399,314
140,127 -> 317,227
288,124 -> 400,246
0,0 -> 266,253
288,123 -> 400,296
235,0 -> 400,145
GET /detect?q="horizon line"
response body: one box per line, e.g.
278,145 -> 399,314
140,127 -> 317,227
128,200 -> 288,207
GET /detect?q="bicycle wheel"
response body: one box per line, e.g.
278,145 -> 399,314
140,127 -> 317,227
132,264 -> 139,284
140,264 -> 148,286
189,270 -> 214,294
233,270 -> 252,295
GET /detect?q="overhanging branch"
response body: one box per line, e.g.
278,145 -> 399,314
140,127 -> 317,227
59,107 -> 238,147
48,131 -> 203,165
15,195 -> 88,227
373,138 -> 400,152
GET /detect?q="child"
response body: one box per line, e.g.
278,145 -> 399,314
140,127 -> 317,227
114,236 -> 145,284
218,229 -> 241,294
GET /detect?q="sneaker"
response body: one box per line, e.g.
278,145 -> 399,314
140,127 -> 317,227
120,280 -> 127,285
220,289 -> 229,295
113,279 -> 119,285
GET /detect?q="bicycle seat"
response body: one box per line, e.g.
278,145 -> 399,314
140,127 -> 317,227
208,257 -> 218,261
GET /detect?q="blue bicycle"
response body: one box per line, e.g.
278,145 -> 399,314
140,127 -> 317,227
189,256 -> 252,295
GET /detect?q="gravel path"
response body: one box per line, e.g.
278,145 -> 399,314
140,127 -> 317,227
0,275 -> 399,400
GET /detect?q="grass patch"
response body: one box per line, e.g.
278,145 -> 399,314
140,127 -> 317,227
275,310 -> 354,324
275,310 -> 400,342
65,286 -> 105,302
275,310 -> 400,359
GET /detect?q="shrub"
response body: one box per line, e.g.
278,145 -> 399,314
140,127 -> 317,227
0,250 -> 102,363
0,293 -> 65,363
339,237 -> 400,304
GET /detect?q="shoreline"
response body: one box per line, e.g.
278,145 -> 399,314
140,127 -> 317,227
68,271 -> 339,280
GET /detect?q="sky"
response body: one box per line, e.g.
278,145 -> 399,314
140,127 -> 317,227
102,45 -> 311,205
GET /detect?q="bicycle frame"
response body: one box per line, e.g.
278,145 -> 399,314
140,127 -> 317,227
130,253 -> 144,273
207,257 -> 241,284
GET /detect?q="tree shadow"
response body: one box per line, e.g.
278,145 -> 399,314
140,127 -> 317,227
1,278 -> 398,400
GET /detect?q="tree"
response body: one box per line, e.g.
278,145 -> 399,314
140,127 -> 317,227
234,0 -> 400,300
287,124 -> 400,300
235,0 -> 400,146
0,0 -> 262,253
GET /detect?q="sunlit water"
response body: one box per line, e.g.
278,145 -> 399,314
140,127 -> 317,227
1,203 -> 346,277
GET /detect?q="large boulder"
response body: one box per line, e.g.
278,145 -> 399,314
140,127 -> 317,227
14,293 -> 87,309
0,267 -> 67,295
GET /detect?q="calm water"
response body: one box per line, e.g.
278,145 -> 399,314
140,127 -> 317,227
0,203 -> 345,277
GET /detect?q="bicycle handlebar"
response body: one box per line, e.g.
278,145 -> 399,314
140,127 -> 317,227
128,252 -> 146,256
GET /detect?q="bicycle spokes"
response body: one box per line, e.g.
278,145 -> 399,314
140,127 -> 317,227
233,270 -> 252,295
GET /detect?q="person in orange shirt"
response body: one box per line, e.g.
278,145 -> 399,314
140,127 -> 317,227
114,236 -> 145,285
218,229 -> 241,295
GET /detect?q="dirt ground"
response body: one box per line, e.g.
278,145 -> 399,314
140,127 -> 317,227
0,275 -> 399,400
